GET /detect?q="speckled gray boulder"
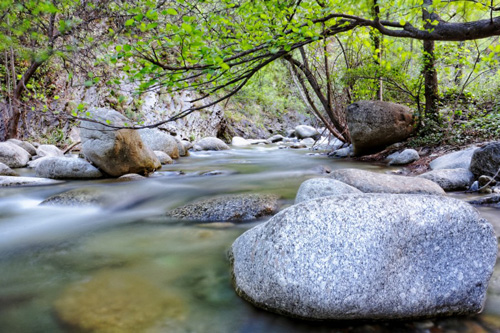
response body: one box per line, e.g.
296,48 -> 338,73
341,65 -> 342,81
0,176 -> 63,187
7,139 -> 37,155
230,194 -> 497,320
0,142 -> 30,168
295,125 -> 320,140
430,148 -> 477,170
295,178 -> 361,204
0,162 -> 18,176
35,157 -> 103,180
167,193 -> 280,222
470,142 -> 500,180
387,149 -> 420,165
418,168 -> 474,191
330,169 -> 445,195
35,144 -> 64,158
139,128 -> 180,159
193,137 -> 229,151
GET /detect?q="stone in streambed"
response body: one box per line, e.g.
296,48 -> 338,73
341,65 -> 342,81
80,108 -> 160,177
329,168 -> 445,195
230,194 -> 497,320
35,157 -> 102,179
386,149 -> 420,165
139,128 -> 180,159
193,137 -> 229,151
430,147 -> 477,170
470,142 -> 500,180
418,168 -> 474,191
0,176 -> 63,187
166,193 -> 280,222
346,101 -> 414,155
154,151 -> 173,165
0,141 -> 31,168
295,178 -> 361,204
7,139 -> 37,156
0,162 -> 18,176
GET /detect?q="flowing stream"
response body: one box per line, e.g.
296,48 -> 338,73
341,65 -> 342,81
0,145 -> 499,332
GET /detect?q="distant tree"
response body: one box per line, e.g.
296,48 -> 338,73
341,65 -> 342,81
0,0 -> 117,139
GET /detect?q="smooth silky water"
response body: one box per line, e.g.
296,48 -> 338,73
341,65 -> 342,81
0,145 -> 499,332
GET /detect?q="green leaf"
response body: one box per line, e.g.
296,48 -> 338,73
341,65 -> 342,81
166,8 -> 178,15
181,23 -> 192,33
125,19 -> 135,26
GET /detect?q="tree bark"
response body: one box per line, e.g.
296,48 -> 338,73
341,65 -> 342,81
422,0 -> 439,121
372,0 -> 383,101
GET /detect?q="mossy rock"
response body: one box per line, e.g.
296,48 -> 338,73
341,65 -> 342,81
54,270 -> 186,333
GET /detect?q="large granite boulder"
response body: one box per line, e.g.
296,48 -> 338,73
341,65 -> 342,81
35,157 -> 103,180
346,101 -> 414,155
295,178 -> 361,204
230,194 -> 497,320
430,147 -> 477,170
7,139 -> 37,156
0,162 -> 18,176
295,125 -> 320,140
166,193 -> 280,222
470,142 -> 500,180
329,169 -> 445,195
80,108 -> 161,177
418,168 -> 474,191
138,128 -> 180,159
193,137 -> 229,151
0,141 -> 31,168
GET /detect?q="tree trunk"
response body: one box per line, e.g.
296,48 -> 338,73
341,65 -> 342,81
5,60 -> 44,139
422,0 -> 439,121
372,0 -> 383,101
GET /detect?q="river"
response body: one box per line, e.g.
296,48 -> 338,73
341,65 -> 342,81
0,145 -> 498,332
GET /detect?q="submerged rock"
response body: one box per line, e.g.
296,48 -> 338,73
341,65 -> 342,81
346,101 -> 414,155
166,193 -> 280,222
295,178 -> 361,204
193,137 -> 230,151
430,148 -> 477,170
0,176 -> 63,187
330,168 -> 445,195
230,194 -> 497,320
0,142 -> 31,168
35,157 -> 103,180
418,168 -> 474,191
470,142 -> 500,180
54,270 -> 186,333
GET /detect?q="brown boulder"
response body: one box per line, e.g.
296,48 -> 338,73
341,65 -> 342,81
80,108 -> 161,177
347,101 -> 414,155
